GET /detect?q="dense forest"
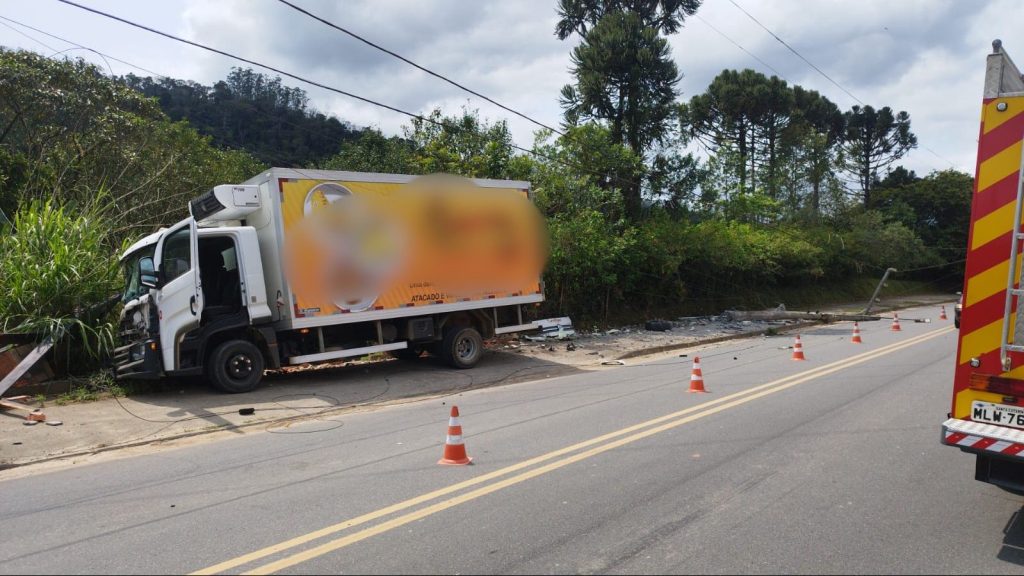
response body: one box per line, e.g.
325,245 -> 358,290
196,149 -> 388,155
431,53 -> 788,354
122,68 -> 363,167
0,0 -> 972,367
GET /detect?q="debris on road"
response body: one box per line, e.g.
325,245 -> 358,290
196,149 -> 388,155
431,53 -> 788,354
532,316 -> 577,340
723,309 -> 883,323
496,294 -> 956,369
644,319 -> 673,332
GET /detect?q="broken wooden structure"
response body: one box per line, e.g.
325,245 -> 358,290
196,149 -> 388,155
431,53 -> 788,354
0,336 -> 53,421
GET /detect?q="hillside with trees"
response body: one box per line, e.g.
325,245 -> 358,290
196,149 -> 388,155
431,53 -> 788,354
122,67 -> 363,167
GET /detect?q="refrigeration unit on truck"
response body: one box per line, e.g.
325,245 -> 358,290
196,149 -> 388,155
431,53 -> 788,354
942,40 -> 1024,494
113,169 -> 547,393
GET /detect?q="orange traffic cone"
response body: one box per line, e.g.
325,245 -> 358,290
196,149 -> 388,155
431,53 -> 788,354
891,313 -> 902,332
688,356 -> 708,393
940,306 -> 948,320
851,322 -> 863,344
792,335 -> 807,360
438,406 -> 472,465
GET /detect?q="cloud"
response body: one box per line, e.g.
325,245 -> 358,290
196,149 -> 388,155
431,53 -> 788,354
0,0 -> 1010,176
182,0 -> 572,139
173,0 -> 1018,175
673,0 -> 1000,174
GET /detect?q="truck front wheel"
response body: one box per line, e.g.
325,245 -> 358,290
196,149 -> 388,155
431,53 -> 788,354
442,327 -> 483,369
208,339 -> 265,393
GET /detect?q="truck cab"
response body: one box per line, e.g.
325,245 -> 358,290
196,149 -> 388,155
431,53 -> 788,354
114,185 -> 277,392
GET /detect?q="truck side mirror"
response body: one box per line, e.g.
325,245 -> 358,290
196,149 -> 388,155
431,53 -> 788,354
139,257 -> 159,289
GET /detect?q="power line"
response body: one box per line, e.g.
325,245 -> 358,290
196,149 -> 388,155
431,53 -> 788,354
919,145 -> 959,170
897,258 -> 966,274
55,0 -> 439,128
726,0 -> 966,173
0,14 -> 164,77
276,0 -> 677,199
694,13 -> 786,80
0,18 -> 59,52
55,0 -> 640,191
275,0 -> 566,138
727,0 -> 863,106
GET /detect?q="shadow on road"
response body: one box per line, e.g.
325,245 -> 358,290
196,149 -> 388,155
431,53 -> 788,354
999,505 -> 1024,565
117,349 -> 582,430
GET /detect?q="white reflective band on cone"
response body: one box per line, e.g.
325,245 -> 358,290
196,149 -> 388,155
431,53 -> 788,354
448,417 -> 461,427
446,435 -> 463,444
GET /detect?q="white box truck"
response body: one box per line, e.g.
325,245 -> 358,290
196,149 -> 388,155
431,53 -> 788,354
113,168 -> 546,392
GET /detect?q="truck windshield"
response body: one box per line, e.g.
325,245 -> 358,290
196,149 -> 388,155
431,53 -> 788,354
122,246 -> 155,302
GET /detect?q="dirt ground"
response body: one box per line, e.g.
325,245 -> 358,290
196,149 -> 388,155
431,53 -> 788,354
502,292 -> 956,367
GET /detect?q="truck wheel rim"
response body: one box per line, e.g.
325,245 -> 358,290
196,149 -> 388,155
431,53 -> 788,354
228,353 -> 253,379
456,336 -> 477,360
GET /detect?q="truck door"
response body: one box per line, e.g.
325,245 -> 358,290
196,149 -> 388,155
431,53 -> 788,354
154,218 -> 203,370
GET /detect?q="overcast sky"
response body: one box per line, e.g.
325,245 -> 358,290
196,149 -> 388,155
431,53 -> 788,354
2,0 -> 1022,177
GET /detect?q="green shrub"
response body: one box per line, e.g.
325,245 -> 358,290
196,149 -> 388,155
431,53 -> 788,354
0,200 -> 122,361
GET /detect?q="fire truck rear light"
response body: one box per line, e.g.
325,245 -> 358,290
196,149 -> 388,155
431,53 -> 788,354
970,373 -> 1024,396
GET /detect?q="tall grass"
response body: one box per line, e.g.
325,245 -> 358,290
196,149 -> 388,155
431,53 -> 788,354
0,199 -> 122,362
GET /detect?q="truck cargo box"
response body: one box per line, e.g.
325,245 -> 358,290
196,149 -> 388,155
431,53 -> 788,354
242,168 -> 546,331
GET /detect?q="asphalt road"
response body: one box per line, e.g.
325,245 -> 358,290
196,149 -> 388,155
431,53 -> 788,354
2,305 -> 1022,575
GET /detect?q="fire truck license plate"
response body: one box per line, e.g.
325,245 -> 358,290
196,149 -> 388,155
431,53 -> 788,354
971,401 -> 1024,429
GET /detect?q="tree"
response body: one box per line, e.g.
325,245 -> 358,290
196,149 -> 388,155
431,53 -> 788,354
646,149 -> 704,216
320,128 -> 415,174
789,86 -> 845,215
555,0 -> 702,38
123,67 -> 358,167
683,69 -> 844,218
841,105 -> 917,208
530,122 -> 638,222
402,108 -> 532,180
873,168 -> 971,263
556,0 -> 700,219
682,69 -> 779,196
0,48 -> 264,236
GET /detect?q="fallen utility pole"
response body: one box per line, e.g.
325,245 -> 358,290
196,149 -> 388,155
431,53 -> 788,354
863,267 -> 897,315
722,310 -> 883,323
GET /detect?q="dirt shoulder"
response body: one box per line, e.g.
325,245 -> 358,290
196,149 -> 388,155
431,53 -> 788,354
508,292 -> 955,365
0,292 -> 956,475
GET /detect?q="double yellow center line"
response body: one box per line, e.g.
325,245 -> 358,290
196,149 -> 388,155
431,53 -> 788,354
194,325 -> 953,575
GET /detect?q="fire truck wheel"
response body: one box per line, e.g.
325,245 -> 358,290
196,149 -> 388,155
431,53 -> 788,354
442,327 -> 483,369
208,339 -> 265,393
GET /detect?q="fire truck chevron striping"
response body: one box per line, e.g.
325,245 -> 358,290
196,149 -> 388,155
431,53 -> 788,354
943,39 -> 1024,494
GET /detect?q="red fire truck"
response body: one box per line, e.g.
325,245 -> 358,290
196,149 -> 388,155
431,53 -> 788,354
942,39 -> 1024,494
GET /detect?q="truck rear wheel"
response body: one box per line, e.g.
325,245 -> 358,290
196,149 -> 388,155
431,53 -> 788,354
208,339 -> 264,393
442,327 -> 483,369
